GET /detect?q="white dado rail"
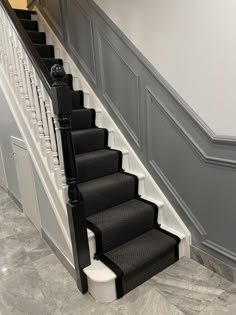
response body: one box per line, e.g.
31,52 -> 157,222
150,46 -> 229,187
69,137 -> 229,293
0,4 -> 72,252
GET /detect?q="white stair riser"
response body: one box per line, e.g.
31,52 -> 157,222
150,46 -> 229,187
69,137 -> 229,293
87,277 -> 117,304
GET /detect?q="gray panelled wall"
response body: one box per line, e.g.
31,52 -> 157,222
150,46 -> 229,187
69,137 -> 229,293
35,0 -> 236,268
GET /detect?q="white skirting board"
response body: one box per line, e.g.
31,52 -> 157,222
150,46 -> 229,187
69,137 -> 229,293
34,9 -> 191,303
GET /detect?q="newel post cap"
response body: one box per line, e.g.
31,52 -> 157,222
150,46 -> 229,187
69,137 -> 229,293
50,64 -> 67,87
50,64 -> 72,115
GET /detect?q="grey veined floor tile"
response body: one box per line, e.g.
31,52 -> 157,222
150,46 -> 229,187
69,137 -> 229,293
109,282 -> 185,315
200,284 -> 236,315
26,237 -> 52,262
2,185 -> 236,315
0,198 -> 36,241
33,254 -> 82,311
0,193 -> 16,209
0,187 -> 7,198
0,261 -> 60,315
191,245 -> 236,284
0,236 -> 32,279
148,257 -> 232,315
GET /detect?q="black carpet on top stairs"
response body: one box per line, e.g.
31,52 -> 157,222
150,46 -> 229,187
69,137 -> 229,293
14,8 -> 180,298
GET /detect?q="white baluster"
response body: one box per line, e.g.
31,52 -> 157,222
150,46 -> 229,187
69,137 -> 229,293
29,62 -> 45,148
24,52 -> 38,132
45,90 -> 64,190
54,117 -> 67,202
11,32 -> 24,103
17,40 -> 31,120
3,19 -> 14,86
0,10 -> 6,71
1,15 -> 8,76
19,45 -> 33,127
35,73 -> 53,169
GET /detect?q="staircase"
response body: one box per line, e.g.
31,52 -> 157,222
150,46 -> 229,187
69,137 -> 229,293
0,4 -> 190,304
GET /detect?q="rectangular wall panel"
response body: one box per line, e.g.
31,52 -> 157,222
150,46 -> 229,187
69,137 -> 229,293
98,33 -> 141,147
146,89 -> 236,258
41,0 -> 63,38
66,0 -> 97,84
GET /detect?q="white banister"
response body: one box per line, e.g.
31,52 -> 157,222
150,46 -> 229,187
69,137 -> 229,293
24,51 -> 38,130
0,4 -> 71,252
35,72 -> 52,163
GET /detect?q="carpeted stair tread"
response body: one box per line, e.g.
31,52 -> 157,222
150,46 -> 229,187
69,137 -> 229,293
79,172 -> 138,217
20,19 -> 38,31
87,198 -> 158,253
75,149 -> 122,183
42,58 -> 63,72
27,31 -> 46,44
71,91 -> 84,109
72,128 -> 108,154
14,9 -> 36,19
101,228 -> 180,297
72,108 -> 96,130
34,44 -> 55,58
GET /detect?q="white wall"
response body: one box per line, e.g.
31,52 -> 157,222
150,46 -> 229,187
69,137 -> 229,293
94,0 -> 236,137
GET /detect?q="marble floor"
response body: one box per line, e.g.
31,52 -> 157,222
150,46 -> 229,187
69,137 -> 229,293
1,187 -> 236,314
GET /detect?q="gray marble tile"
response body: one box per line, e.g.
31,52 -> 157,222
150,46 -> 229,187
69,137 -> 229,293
200,284 -> 236,315
0,296 -> 61,315
32,254 -> 106,315
33,254 -> 80,309
2,185 -> 236,315
26,237 -> 52,262
0,207 -> 22,222
191,245 -> 236,284
109,282 -> 184,315
0,248 -> 32,280
0,294 -> 10,315
64,283 -> 184,315
0,218 -> 38,240
0,199 -> 38,241
0,236 -> 26,276
0,194 -> 16,209
33,254 -> 122,315
0,268 -> 45,299
0,186 -> 7,197
0,235 -> 47,281
0,233 -> 22,254
11,224 -> 52,262
149,257 -> 232,315
0,274 -> 60,315
0,247 -> 60,314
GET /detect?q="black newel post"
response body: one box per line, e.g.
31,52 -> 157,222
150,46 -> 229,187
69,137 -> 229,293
50,64 -> 90,293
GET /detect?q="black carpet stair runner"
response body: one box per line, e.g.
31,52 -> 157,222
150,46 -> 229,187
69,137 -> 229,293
14,8 -> 180,298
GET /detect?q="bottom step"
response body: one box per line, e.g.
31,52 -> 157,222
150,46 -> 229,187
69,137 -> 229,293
84,228 -> 180,303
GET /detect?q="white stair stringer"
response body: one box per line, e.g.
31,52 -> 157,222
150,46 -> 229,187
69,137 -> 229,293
35,8 -> 191,303
0,65 -> 72,256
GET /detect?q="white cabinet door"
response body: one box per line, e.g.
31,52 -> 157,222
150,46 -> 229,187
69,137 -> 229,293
12,138 -> 40,230
0,146 -> 8,191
